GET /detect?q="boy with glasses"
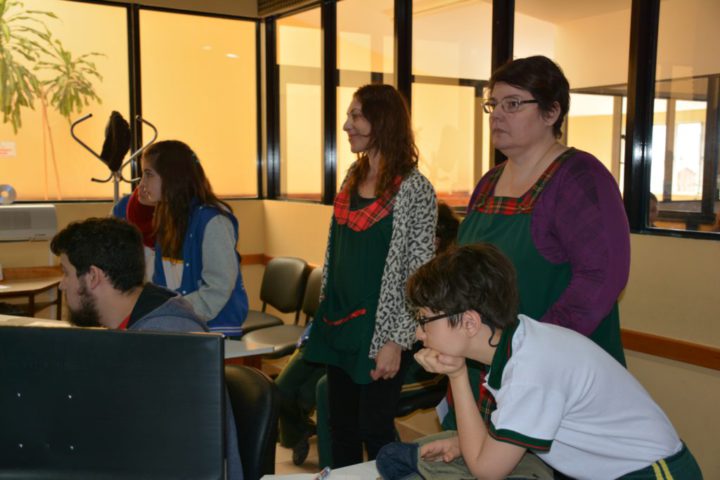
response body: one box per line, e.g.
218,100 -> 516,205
376,244 -> 701,480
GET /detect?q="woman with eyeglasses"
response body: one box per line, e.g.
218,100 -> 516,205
411,54 -> 631,480
303,84 -> 437,468
460,55 -> 630,362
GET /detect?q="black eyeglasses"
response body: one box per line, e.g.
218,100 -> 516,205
415,311 -> 460,332
482,96 -> 539,114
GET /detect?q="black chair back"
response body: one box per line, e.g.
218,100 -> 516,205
301,267 -> 323,322
0,326 -> 225,480
225,365 -> 278,480
259,257 -> 308,315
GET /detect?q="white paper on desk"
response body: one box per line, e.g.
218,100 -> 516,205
261,475 -> 315,480
261,475 -> 363,480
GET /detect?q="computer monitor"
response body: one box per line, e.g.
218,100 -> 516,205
0,326 -> 225,479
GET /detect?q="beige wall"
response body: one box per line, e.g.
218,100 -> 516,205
621,234 -> 720,478
263,201 -> 332,265
626,352 -> 720,479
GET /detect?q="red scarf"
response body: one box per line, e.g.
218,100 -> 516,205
126,189 -> 156,248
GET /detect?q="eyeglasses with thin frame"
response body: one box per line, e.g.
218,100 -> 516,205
482,96 -> 539,114
415,311 -> 460,332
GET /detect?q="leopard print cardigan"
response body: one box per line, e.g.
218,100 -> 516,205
319,167 -> 437,359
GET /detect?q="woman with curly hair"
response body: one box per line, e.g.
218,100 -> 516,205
304,84 -> 437,467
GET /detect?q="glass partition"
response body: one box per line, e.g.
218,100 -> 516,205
412,0 -> 492,207
336,0 -> 394,190
515,0 -> 631,187
277,8 -> 322,201
0,0 -> 128,201
651,0 -> 720,231
140,10 -> 257,198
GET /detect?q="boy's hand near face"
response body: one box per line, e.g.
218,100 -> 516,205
414,347 -> 467,379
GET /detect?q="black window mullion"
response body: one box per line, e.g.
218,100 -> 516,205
701,75 -> 720,216
127,4 -> 142,185
394,0 -> 412,107
623,0 -> 660,230
491,0 -> 513,72
321,0 -> 337,205
265,16 -> 280,199
490,0 -> 514,167
256,21 -> 264,199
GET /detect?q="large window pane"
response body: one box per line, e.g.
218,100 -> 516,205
515,0 -> 631,189
140,11 -> 257,198
336,0 -> 394,189
413,1 -> 491,207
413,83 -> 477,207
277,9 -> 322,201
653,0 -> 719,232
413,0 -> 491,80
0,0 -> 128,201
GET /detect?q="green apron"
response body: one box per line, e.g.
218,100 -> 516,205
443,152 -> 625,430
304,196 -> 393,385
457,154 -> 625,364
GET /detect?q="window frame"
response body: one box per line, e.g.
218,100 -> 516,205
10,1 -> 262,204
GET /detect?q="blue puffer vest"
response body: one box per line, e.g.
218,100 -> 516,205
153,202 -> 248,336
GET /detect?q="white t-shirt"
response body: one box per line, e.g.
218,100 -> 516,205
485,315 -> 682,480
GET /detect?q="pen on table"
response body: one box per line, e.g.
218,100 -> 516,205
314,466 -> 331,480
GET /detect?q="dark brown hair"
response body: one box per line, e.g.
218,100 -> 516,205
344,84 -> 419,196
407,243 -> 519,330
489,55 -> 570,138
142,140 -> 231,259
436,201 -> 460,254
51,217 -> 144,293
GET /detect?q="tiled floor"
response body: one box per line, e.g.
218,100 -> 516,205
262,357 -> 321,475
275,436 -> 322,475
263,357 -> 427,476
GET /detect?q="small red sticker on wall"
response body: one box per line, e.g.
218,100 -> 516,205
0,141 -> 17,158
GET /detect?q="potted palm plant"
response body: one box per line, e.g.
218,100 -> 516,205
0,0 -> 103,199
35,28 -> 103,199
0,0 -> 54,132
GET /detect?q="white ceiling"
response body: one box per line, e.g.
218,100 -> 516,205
511,0 -> 631,23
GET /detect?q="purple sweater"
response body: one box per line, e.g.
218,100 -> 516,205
468,149 -> 631,336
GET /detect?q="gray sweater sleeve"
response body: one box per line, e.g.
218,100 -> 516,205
183,215 -> 239,322
370,171 -> 437,357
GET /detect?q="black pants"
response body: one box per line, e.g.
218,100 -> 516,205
326,351 -> 411,468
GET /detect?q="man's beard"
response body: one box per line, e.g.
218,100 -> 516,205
68,284 -> 102,328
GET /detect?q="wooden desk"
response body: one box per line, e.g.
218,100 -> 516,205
0,313 -> 69,327
0,267 -> 62,319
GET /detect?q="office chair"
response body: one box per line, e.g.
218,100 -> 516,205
225,365 -> 279,480
241,266 -> 322,359
241,257 -> 309,335
0,326 -> 226,479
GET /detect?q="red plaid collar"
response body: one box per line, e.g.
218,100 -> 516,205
470,149 -> 572,215
334,176 -> 402,232
447,368 -> 496,425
